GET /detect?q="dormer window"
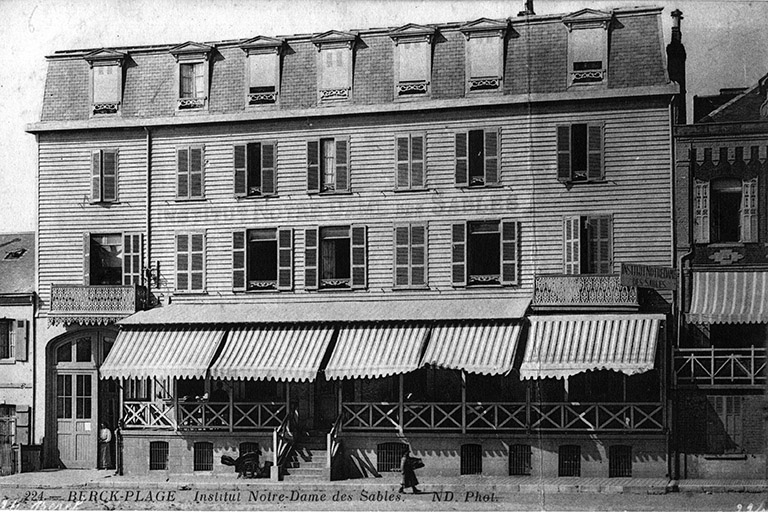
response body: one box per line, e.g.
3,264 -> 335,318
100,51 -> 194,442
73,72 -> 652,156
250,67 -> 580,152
84,49 -> 125,116
312,31 -> 356,103
170,42 -> 213,111
563,9 -> 611,86
389,24 -> 435,98
240,36 -> 284,106
460,19 -> 507,93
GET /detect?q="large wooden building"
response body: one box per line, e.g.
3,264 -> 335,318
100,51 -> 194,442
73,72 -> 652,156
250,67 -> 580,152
27,4 -> 680,479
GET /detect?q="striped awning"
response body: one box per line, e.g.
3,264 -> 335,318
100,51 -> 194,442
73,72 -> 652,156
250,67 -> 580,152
519,315 -> 663,380
422,322 -> 523,375
100,327 -> 225,380
325,324 -> 429,380
209,325 -> 335,382
688,271 -> 768,324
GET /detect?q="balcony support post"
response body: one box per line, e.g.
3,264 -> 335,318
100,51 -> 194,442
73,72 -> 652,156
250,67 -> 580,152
751,345 -> 756,385
229,382 -> 234,433
461,371 -> 466,434
710,345 -> 715,386
399,374 -> 404,434
172,378 -> 179,431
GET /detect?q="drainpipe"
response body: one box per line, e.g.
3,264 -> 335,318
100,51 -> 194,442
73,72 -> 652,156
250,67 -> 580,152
143,127 -> 152,303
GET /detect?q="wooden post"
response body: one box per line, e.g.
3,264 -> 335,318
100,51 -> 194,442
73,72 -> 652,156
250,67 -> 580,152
461,370 -> 467,434
172,378 -> 178,431
399,374 -> 404,434
710,345 -> 715,386
228,380 -> 234,433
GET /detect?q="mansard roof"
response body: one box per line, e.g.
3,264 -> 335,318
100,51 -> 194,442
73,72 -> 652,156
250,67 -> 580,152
700,73 -> 768,124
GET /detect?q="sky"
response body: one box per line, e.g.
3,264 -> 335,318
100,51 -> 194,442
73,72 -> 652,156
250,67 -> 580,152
1,0 -> 767,234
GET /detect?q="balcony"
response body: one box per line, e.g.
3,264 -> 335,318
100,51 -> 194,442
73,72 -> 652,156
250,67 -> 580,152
48,284 -> 147,326
674,346 -> 766,388
532,274 -> 639,310
123,400 -> 286,431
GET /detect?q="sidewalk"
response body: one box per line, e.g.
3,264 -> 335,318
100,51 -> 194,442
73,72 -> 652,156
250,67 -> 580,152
2,469 -> 763,495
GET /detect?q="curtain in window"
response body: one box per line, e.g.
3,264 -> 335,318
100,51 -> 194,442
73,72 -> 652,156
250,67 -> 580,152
467,37 -> 499,78
249,53 -> 277,89
320,48 -> 349,89
93,65 -> 119,103
398,42 -> 427,82
571,28 -> 603,66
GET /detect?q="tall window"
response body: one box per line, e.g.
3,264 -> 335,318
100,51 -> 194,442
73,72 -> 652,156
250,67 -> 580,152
247,53 -> 278,104
170,42 -> 211,110
180,62 -> 205,101
0,320 -> 28,362
92,63 -> 121,114
694,177 -> 759,243
394,41 -> 430,96
569,28 -> 606,84
452,220 -> 519,287
232,228 -> 293,291
234,142 -> 276,197
455,129 -> 500,187
395,134 -> 425,190
177,147 -> 205,199
460,19 -> 507,92
0,320 -> 12,360
175,233 -> 205,292
563,215 -> 612,274
557,123 -> 604,182
305,226 -> 367,290
312,32 -> 356,103
85,233 -> 141,286
393,224 -> 427,288
91,149 -> 118,203
307,138 -> 349,193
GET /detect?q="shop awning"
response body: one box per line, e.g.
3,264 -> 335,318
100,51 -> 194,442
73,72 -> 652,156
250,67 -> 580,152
687,271 -> 768,324
519,315 -> 663,380
209,325 -> 335,382
100,327 -> 225,380
325,324 -> 429,380
422,322 -> 523,375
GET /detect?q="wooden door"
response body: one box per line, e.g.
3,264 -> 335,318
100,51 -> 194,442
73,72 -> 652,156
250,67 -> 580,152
56,372 -> 96,468
0,405 -> 14,475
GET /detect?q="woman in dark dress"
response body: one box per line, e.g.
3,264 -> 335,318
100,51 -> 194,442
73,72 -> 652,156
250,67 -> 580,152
399,449 -> 421,494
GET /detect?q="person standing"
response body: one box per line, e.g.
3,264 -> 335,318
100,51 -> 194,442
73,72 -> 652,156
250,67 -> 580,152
399,448 -> 421,494
98,423 -> 112,470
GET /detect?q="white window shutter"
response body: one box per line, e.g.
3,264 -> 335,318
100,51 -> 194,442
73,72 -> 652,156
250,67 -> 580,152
14,320 -> 27,362
694,180 -> 710,243
277,228 -> 293,291
564,216 -> 581,274
741,178 -> 758,242
232,231 -> 246,292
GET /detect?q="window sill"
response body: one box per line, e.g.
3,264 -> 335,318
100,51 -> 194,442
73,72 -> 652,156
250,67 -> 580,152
706,243 -> 745,248
235,194 -> 278,200
174,197 -> 208,202
310,191 -> 353,196
458,184 -> 504,189
394,188 -> 429,193
392,285 -> 430,291
89,201 -> 121,206
0,359 -> 16,365
173,291 -> 208,296
559,179 -> 608,186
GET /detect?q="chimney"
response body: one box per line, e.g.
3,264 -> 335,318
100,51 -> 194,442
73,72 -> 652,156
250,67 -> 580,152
517,0 -> 535,16
667,9 -> 687,124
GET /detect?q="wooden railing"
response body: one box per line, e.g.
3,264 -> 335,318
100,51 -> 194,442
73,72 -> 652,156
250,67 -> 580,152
273,409 -> 297,477
49,284 -> 146,325
532,274 -> 638,308
674,347 -> 766,387
123,401 -> 285,430
327,415 -> 343,471
341,401 -> 663,433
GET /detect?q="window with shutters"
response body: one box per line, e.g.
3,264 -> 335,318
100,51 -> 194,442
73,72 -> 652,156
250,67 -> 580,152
568,27 -> 607,85
247,52 -> 279,104
460,19 -> 507,93
455,129 -> 500,187
393,223 -> 427,288
305,225 -> 366,290
695,177 -> 760,244
389,25 -> 434,98
85,49 -> 125,115
307,138 -> 349,193
170,42 -> 212,111
85,233 -> 142,286
175,233 -> 205,292
563,215 -> 612,274
90,149 -> 118,203
0,320 -> 12,361
177,146 -> 205,199
395,134 -> 425,190
233,142 -> 276,197
557,123 -> 604,182
452,220 -> 518,287
232,228 -> 293,292
312,32 -> 356,103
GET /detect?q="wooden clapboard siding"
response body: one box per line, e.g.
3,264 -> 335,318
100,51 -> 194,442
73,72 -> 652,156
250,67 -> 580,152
136,101 -> 672,305
37,131 -> 147,308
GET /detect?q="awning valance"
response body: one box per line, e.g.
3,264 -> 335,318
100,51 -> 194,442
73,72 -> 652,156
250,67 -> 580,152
325,324 -> 429,380
209,325 -> 335,382
422,322 -> 523,375
519,315 -> 662,380
100,327 -> 225,380
687,271 -> 768,324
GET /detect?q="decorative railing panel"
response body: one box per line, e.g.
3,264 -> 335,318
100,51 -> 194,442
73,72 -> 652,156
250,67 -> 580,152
178,97 -> 206,109
123,401 -> 174,429
341,402 -> 662,432
532,274 -> 638,308
674,347 -> 766,387
49,284 -> 146,325
123,401 -> 285,430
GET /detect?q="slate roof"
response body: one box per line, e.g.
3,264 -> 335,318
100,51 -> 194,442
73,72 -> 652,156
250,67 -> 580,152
700,73 -> 768,123
36,6 -> 671,125
0,232 -> 35,295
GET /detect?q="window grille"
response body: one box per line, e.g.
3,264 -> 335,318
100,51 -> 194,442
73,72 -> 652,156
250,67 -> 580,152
558,445 -> 581,477
509,444 -> 531,476
377,442 -> 408,472
239,442 -> 260,457
194,442 -> 213,471
149,441 -> 169,471
461,444 -> 482,475
609,445 -> 632,478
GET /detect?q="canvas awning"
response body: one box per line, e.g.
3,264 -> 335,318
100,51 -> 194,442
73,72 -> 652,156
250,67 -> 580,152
421,322 -> 523,375
325,324 -> 429,380
519,315 -> 663,380
687,271 -> 768,324
209,325 -> 335,382
100,327 -> 225,379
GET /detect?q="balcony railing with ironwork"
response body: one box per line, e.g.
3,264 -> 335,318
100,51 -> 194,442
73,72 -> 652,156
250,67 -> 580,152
341,401 -> 663,433
123,400 -> 286,431
532,274 -> 639,309
674,346 -> 766,388
49,284 -> 147,325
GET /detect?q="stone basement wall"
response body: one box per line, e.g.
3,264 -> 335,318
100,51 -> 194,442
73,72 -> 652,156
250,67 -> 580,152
338,433 -> 667,479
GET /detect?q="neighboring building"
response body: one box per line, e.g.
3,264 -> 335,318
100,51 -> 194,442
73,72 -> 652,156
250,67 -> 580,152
0,233 -> 36,475
27,4 -> 679,478
673,73 -> 768,479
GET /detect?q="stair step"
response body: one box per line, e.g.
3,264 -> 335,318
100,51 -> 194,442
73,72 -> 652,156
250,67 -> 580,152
285,468 -> 326,477
286,460 -> 326,468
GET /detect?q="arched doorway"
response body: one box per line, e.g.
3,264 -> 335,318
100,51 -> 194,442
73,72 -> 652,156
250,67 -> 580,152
48,329 -> 117,469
